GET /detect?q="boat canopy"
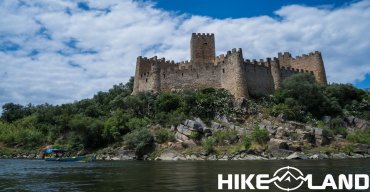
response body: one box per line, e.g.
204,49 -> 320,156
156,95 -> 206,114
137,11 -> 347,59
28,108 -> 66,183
43,148 -> 66,154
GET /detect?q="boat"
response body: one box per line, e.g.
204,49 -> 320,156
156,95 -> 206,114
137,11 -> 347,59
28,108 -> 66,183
42,148 -> 95,162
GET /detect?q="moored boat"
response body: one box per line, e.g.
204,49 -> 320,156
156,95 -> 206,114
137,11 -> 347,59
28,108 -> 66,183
42,148 -> 95,162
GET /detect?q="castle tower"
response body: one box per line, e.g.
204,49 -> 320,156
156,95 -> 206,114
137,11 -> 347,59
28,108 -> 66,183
269,58 -> 282,90
151,56 -> 161,92
221,48 -> 249,98
190,33 -> 215,66
312,51 -> 327,84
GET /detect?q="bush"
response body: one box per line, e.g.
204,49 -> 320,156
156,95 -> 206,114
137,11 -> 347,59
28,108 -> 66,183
123,128 -> 154,156
0,121 -> 44,148
270,103 -> 304,122
156,93 -> 183,112
202,137 -> 215,154
155,111 -> 187,127
242,135 -> 251,150
274,73 -> 342,119
347,131 -> 370,145
329,117 -> 348,137
189,131 -> 201,140
102,110 -> 132,143
155,128 -> 175,144
191,88 -> 234,121
251,127 -> 270,144
126,117 -> 150,131
213,129 -> 239,145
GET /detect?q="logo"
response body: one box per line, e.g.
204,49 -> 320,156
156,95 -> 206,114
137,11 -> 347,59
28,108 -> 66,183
218,166 -> 369,191
273,166 -> 305,191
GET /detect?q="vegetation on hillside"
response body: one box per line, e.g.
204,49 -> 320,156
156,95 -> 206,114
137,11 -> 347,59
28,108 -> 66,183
0,74 -> 369,154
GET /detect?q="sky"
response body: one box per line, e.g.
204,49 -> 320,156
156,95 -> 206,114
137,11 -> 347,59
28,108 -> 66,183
0,0 -> 370,108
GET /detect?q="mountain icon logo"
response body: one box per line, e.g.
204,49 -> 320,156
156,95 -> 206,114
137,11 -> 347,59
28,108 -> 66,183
272,166 -> 306,191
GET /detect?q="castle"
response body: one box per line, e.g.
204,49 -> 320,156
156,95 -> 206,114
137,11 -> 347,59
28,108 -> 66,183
132,33 -> 327,98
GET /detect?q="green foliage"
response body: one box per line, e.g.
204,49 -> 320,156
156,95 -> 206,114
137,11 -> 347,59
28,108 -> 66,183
189,131 -> 201,140
241,135 -> 251,150
102,110 -> 132,143
272,74 -> 368,122
251,127 -> 270,144
274,74 -> 342,120
154,128 -> 175,144
0,121 -> 44,148
213,129 -> 239,145
68,114 -> 105,149
329,117 -> 348,137
270,103 -> 304,122
154,111 -> 187,127
347,131 -> 370,145
156,93 -> 183,112
1,103 -> 31,122
325,84 -> 366,108
202,137 -> 215,154
1,74 -> 368,155
123,128 -> 154,156
191,88 -> 234,121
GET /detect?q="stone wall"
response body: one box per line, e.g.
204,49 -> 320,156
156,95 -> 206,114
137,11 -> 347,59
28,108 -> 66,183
132,33 -> 328,98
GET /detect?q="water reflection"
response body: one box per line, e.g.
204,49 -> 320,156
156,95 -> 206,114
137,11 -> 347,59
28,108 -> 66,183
0,159 -> 369,192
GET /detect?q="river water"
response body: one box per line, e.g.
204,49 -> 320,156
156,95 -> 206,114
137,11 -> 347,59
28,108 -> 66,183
0,158 -> 369,192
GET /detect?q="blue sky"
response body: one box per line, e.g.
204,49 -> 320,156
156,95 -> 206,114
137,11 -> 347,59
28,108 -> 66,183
153,0 -> 354,18
0,0 -> 369,109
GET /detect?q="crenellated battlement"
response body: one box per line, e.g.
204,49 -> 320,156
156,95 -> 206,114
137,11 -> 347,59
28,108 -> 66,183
192,33 -> 214,38
133,33 -> 327,97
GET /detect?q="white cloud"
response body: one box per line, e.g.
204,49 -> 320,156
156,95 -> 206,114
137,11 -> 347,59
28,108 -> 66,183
0,0 -> 370,107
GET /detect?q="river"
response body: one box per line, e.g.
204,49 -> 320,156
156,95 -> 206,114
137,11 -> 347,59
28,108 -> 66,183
0,158 -> 369,192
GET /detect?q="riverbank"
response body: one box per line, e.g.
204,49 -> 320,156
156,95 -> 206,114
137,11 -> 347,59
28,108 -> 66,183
2,115 -> 369,161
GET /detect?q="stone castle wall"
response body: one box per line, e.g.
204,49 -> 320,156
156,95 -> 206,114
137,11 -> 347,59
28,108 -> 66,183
132,33 -> 327,98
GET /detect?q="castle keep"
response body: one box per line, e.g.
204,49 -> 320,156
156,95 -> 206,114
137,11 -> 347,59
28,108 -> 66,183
132,33 -> 327,98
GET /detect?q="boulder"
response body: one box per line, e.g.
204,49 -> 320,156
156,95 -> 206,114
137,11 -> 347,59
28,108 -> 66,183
287,121 -> 306,131
185,120 -> 203,132
183,139 -> 197,147
345,116 -> 369,132
275,127 -> 286,139
287,142 -> 302,151
312,127 -> 331,146
269,149 -> 295,158
352,143 -> 369,154
331,153 -> 349,159
156,150 -> 184,160
286,152 -> 308,160
310,153 -> 329,160
176,124 -> 192,136
115,149 -> 136,160
175,132 -> 189,141
268,139 -> 289,151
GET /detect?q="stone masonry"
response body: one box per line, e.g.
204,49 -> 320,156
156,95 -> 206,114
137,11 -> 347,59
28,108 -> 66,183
132,33 -> 327,98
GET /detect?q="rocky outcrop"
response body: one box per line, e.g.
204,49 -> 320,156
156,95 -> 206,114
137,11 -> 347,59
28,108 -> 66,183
155,150 -> 185,161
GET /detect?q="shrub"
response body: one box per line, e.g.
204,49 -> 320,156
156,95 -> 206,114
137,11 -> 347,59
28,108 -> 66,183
155,128 -> 175,144
102,110 -> 132,143
155,111 -> 187,127
251,127 -> 270,144
270,103 -> 304,122
191,88 -> 234,121
189,131 -> 201,140
156,93 -> 183,112
242,135 -> 251,150
126,117 -> 150,131
202,137 -> 215,154
123,128 -> 154,156
213,129 -> 239,145
347,131 -> 370,145
328,117 -> 348,137
275,73 -> 343,119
